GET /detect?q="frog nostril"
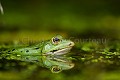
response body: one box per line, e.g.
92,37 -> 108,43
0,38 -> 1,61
69,42 -> 75,47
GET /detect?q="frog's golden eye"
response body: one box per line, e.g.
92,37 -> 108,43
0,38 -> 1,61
52,37 -> 61,45
51,65 -> 62,73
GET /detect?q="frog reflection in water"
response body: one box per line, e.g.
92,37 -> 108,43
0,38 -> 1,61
0,35 -> 75,73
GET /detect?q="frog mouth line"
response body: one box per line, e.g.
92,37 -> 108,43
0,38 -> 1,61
53,47 -> 72,55
46,47 -> 72,55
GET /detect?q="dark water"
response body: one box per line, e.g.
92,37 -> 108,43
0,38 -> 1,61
0,40 -> 120,80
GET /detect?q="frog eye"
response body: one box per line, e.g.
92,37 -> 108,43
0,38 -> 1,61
51,65 -> 62,73
52,37 -> 61,45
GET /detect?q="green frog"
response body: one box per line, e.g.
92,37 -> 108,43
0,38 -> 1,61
0,35 -> 75,73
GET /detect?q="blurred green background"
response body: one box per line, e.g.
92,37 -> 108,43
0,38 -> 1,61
0,0 -> 120,40
0,0 -> 120,80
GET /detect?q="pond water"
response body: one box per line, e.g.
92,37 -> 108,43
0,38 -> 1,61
0,35 -> 120,80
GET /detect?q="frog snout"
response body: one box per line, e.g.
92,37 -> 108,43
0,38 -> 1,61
69,42 -> 75,47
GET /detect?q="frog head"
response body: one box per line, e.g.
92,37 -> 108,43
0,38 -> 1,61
42,35 -> 75,55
